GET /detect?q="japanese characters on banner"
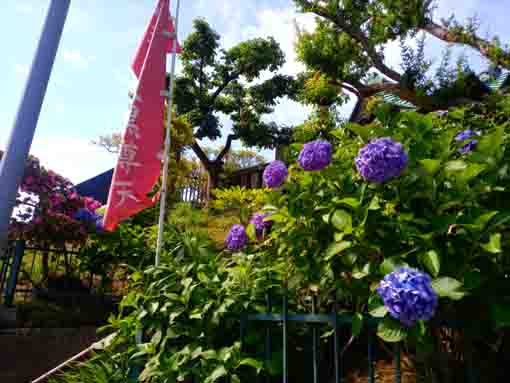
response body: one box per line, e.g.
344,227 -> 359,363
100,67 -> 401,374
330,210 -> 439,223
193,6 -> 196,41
103,0 -> 179,231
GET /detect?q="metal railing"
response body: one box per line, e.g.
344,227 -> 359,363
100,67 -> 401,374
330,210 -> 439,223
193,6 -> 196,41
238,292 -> 479,383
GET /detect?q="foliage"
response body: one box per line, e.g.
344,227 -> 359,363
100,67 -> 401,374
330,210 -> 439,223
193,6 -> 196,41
48,351 -> 131,383
175,18 -> 295,185
203,146 -> 266,174
255,97 -> 510,350
294,0 -> 510,114
211,187 -> 270,225
63,97 -> 510,381
90,229 -> 275,383
76,222 -> 155,290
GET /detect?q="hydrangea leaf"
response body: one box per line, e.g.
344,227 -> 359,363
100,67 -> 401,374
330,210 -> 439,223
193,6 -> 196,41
246,224 -> 257,241
206,366 -> 228,383
419,250 -> 441,277
331,210 -> 352,232
431,277 -> 466,300
482,233 -> 502,254
352,313 -> 363,337
377,318 -> 407,342
445,160 -> 467,173
490,303 -> 510,329
325,241 -> 352,260
419,159 -> 442,175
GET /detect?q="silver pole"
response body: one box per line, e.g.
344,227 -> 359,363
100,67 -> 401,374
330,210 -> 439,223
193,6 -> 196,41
0,0 -> 71,254
155,0 -> 181,266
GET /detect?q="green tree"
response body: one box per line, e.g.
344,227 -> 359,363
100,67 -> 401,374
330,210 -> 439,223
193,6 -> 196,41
174,18 -> 296,187
293,0 -> 510,120
203,146 -> 266,173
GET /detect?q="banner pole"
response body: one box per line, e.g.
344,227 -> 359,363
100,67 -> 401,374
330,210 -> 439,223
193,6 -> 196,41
155,0 -> 181,266
0,0 -> 71,255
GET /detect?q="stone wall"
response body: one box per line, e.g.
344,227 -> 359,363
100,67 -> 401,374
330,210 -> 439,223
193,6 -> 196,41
0,327 -> 98,383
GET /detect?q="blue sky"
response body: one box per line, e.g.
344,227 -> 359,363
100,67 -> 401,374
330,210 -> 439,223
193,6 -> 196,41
1,0 -> 508,184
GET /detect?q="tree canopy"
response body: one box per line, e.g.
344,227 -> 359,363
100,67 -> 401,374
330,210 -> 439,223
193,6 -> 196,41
174,18 -> 297,185
294,0 -> 510,120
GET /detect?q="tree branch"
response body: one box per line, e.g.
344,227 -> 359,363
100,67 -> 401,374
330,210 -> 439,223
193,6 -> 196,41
192,142 -> 211,167
302,1 -> 402,82
421,20 -> 510,68
215,134 -> 239,163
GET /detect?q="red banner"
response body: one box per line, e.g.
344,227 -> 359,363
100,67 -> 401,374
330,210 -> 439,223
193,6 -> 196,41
103,0 -> 179,231
132,0 -> 181,79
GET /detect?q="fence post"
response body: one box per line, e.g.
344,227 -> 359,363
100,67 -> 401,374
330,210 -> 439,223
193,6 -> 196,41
4,240 -> 25,306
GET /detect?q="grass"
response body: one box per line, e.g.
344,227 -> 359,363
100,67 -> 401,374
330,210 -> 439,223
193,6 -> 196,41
167,202 -> 241,249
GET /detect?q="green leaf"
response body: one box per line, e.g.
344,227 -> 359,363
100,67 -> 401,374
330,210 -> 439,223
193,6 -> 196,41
482,233 -> 502,254
368,196 -> 381,210
474,211 -> 499,229
246,224 -> 257,242
351,313 -> 363,337
458,163 -> 486,183
269,213 -> 287,223
368,295 -> 388,318
239,358 -> 264,373
336,197 -> 361,209
200,350 -> 217,360
325,241 -> 352,260
377,318 -> 407,342
151,329 -> 162,346
445,160 -> 467,173
370,305 -> 389,318
431,277 -> 466,300
331,210 -> 352,232
490,303 -> 510,329
380,257 -> 404,276
419,250 -> 440,277
206,366 -> 227,383
419,159 -> 441,175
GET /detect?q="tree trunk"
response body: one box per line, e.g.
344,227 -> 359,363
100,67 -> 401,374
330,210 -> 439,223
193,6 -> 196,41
205,160 -> 223,190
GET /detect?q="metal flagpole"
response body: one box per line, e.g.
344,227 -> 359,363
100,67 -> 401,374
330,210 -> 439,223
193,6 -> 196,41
155,0 -> 181,266
0,0 -> 71,255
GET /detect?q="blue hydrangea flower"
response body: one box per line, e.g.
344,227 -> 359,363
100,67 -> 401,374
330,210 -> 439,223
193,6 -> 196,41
263,161 -> 288,188
455,130 -> 480,154
95,215 -> 104,232
377,267 -> 438,327
249,212 -> 272,239
455,130 -> 477,142
355,137 -> 408,183
74,208 -> 96,222
225,224 -> 248,251
298,140 -> 332,171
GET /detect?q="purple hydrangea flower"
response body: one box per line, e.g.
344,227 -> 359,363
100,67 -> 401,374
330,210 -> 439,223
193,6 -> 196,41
298,140 -> 332,171
355,137 -> 408,183
225,224 -> 248,251
95,215 -> 104,232
249,212 -> 272,239
263,161 -> 288,188
376,267 -> 438,327
455,130 -> 477,142
455,130 -> 480,154
459,140 -> 478,154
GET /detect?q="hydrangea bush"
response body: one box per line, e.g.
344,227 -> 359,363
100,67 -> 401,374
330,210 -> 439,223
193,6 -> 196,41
247,100 -> 510,344
1,151 -> 103,245
87,100 -> 510,383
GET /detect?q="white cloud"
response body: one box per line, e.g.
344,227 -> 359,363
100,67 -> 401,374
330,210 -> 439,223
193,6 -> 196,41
28,136 -> 116,184
242,7 -> 316,76
62,50 -> 91,69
